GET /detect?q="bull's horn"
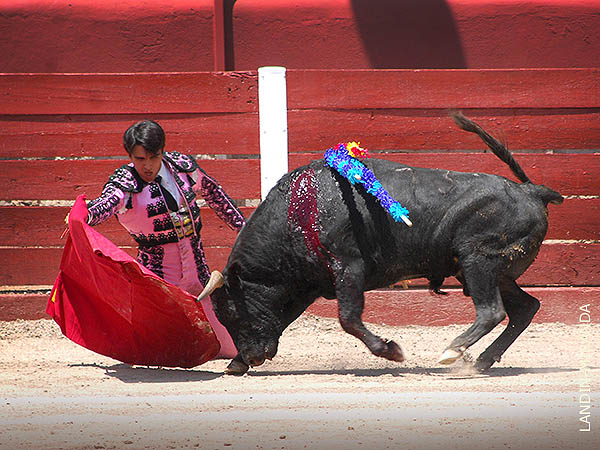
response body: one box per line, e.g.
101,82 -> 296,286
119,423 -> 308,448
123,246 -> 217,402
196,270 -> 224,302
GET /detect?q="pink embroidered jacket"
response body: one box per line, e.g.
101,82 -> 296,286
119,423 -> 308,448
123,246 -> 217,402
87,152 -> 245,246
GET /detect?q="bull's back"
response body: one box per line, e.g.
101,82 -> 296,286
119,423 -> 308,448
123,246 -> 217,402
311,158 -> 550,286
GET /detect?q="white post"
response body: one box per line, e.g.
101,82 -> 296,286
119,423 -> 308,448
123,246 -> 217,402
258,66 -> 288,201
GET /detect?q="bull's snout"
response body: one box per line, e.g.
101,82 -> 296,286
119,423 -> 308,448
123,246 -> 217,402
241,348 -> 266,367
248,356 -> 266,367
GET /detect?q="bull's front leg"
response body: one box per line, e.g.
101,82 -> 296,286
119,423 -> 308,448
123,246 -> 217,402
335,264 -> 404,362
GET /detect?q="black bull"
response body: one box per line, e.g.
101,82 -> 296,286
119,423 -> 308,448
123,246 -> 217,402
199,113 -> 563,375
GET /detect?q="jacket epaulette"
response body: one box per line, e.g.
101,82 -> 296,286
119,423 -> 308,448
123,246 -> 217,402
163,151 -> 199,172
106,165 -> 144,193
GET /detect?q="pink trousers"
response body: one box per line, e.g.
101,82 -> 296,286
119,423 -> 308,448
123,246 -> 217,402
142,237 -> 238,360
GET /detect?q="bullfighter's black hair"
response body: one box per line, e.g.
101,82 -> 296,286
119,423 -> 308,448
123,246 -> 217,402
123,120 -> 165,156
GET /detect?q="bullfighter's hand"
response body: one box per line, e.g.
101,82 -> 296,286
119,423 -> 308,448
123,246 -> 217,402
61,212 -> 70,239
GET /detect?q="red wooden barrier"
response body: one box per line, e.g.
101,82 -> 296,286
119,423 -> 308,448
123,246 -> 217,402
0,73 -> 258,115
287,110 -> 600,152
2,71 -> 598,134
1,69 -> 598,322
0,159 -> 261,201
0,114 -> 261,158
2,110 -> 599,158
2,154 -> 598,202
2,70 -> 598,157
287,69 -> 600,109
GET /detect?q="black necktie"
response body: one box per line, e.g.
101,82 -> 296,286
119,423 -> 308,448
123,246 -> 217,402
155,175 -> 179,212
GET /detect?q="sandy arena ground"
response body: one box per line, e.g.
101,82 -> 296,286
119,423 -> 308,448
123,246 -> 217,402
0,314 -> 598,450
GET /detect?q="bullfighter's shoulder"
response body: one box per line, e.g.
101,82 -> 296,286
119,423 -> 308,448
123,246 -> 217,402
163,151 -> 199,173
106,164 -> 144,193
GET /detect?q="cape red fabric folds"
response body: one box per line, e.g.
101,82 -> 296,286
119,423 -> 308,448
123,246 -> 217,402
47,195 -> 220,368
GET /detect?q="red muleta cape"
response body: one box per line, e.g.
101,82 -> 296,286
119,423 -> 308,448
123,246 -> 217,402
47,195 -> 220,368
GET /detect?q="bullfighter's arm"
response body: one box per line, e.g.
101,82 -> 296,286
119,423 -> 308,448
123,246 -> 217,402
86,183 -> 128,226
194,168 -> 246,231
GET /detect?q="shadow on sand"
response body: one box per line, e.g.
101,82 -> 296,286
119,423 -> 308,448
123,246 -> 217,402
71,362 -> 223,383
77,362 -> 580,383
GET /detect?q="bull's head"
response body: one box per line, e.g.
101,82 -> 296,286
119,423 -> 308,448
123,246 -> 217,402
198,266 -> 281,368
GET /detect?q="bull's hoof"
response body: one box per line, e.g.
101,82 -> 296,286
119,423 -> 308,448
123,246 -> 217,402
473,360 -> 493,373
224,358 -> 249,376
473,355 -> 500,372
438,347 -> 464,365
381,340 -> 405,363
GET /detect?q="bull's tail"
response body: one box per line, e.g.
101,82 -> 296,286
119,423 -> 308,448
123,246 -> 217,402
451,112 -> 563,205
451,112 -> 531,183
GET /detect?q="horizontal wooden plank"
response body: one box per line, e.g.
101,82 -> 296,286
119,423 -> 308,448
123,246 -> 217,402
0,293 -> 51,321
0,242 -> 597,288
287,109 -> 600,152
307,287 -> 600,326
0,113 -> 259,158
2,110 -> 597,158
287,69 -> 600,109
515,242 -> 599,287
0,159 -> 260,201
0,72 -> 258,115
2,153 -> 597,201
0,206 -> 254,247
290,153 -> 600,196
3,286 -> 599,324
546,198 -> 600,240
3,70 -> 597,116
1,197 -> 595,248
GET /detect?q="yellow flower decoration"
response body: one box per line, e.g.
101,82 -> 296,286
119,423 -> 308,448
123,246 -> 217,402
346,141 -> 369,159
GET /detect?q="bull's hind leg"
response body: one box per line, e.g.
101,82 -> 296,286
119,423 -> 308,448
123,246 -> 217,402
335,264 -> 404,362
438,260 -> 507,365
473,278 -> 540,371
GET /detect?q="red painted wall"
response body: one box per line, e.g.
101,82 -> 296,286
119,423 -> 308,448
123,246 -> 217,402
233,0 -> 600,69
1,0 -> 599,72
0,0 -> 216,73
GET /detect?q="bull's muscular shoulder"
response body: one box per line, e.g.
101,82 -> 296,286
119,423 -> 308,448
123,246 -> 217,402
106,164 -> 144,193
163,151 -> 199,172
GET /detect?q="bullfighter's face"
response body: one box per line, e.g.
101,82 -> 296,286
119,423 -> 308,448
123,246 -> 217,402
129,145 -> 163,183
211,282 -> 280,368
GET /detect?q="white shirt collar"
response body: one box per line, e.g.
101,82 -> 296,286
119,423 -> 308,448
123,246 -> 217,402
155,161 -> 182,204
157,161 -> 171,181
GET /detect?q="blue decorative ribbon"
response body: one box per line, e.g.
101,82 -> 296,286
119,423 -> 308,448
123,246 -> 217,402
324,143 -> 412,226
